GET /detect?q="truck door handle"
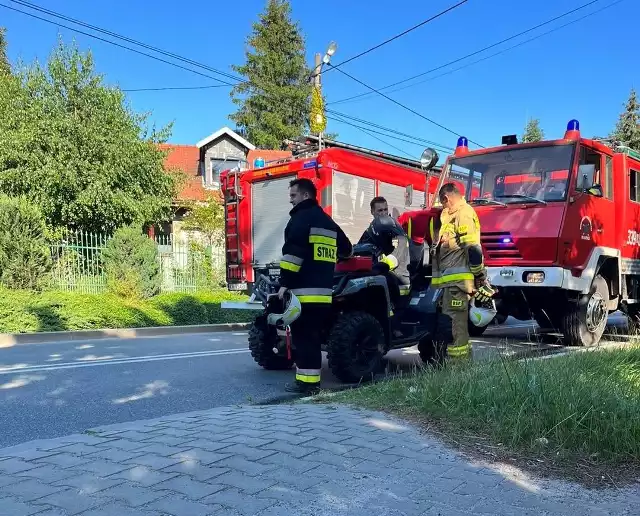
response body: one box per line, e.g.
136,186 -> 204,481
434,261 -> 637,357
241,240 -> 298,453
597,228 -> 603,233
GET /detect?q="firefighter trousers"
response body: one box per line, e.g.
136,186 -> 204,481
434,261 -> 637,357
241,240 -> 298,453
290,303 -> 330,386
441,286 -> 472,360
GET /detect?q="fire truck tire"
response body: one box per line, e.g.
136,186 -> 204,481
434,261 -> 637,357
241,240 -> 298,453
248,317 -> 294,370
561,275 -> 609,347
623,304 -> 640,336
326,311 -> 385,384
533,308 -> 564,331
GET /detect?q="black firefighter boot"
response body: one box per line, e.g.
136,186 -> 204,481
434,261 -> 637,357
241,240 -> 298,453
284,381 -> 321,395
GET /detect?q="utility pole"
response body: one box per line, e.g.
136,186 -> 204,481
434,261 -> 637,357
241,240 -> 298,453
310,42 -> 336,151
314,53 -> 323,149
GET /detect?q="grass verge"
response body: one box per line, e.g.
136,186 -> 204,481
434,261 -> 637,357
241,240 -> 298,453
320,346 -> 640,486
0,288 -> 260,333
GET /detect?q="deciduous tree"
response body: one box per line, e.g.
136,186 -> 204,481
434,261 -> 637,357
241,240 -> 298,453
0,38 -> 177,234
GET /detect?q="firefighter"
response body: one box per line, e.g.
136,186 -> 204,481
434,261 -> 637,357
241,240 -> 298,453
359,198 -> 411,308
431,182 -> 495,361
277,178 -> 352,394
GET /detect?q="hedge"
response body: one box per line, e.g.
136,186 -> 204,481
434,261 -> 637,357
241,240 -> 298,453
0,288 -> 260,334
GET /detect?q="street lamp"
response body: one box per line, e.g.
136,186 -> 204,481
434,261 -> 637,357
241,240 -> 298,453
323,41 -> 337,64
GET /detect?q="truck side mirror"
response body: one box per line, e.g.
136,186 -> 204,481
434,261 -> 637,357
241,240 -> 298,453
404,184 -> 413,206
577,164 -> 596,191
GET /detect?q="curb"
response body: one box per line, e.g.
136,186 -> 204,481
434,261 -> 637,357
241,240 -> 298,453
0,323 -> 251,347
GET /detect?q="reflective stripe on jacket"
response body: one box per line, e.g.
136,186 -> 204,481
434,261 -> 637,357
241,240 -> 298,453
433,199 -> 483,291
279,199 -> 352,304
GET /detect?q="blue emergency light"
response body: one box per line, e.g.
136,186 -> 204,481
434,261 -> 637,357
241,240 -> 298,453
502,237 -> 511,244
454,136 -> 469,156
253,157 -> 265,168
564,119 -> 581,140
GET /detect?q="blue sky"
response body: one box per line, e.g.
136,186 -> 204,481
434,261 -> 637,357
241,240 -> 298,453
2,0 -> 638,159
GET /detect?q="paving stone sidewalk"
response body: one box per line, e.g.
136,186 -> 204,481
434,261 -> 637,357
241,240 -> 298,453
0,403 -> 638,516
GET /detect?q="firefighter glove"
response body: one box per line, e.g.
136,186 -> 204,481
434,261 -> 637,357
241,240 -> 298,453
474,283 -> 496,303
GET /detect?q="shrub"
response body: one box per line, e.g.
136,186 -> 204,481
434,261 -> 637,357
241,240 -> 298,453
0,195 -> 52,290
102,224 -> 161,299
0,288 -> 258,333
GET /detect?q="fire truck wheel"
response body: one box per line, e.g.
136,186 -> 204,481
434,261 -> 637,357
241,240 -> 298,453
326,311 -> 385,384
562,274 -> 609,347
624,304 -> 640,336
248,317 -> 294,370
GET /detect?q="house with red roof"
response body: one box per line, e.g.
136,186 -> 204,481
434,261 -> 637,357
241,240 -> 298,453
157,127 -> 291,240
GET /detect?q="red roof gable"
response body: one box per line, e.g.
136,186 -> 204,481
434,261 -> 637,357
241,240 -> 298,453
159,143 -> 206,202
246,149 -> 292,167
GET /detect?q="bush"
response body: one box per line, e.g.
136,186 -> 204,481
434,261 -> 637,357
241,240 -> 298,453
0,288 -> 259,333
102,224 -> 161,299
0,195 -> 52,290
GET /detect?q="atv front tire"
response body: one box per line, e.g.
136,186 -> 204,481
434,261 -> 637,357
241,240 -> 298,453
248,316 -> 294,370
326,311 -> 385,384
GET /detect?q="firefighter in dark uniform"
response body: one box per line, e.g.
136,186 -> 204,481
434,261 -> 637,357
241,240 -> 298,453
277,178 -> 352,394
358,197 -> 411,308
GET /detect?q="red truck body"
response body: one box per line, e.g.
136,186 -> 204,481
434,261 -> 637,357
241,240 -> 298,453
400,120 -> 640,345
220,138 -> 473,293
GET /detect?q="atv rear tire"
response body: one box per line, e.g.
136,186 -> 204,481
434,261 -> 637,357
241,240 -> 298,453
561,274 -> 609,347
248,316 -> 294,370
326,311 -> 385,384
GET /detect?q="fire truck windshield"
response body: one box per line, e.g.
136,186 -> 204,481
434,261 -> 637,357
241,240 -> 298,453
449,143 -> 575,204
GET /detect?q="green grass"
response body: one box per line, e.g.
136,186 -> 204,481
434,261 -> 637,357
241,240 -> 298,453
326,346 -> 640,478
0,287 -> 260,333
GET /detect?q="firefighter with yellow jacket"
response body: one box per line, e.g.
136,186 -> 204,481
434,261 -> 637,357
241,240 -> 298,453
431,183 -> 495,361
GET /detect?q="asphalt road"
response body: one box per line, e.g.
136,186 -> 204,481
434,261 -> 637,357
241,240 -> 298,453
0,313 -> 631,448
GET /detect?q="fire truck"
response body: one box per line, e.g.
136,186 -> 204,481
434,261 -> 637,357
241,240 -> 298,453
220,136 -> 472,295
410,119 -> 640,347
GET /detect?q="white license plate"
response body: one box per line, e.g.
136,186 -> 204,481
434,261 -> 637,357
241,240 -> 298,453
269,268 -> 280,276
500,269 -> 514,278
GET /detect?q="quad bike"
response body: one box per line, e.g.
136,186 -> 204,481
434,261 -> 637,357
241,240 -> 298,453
245,219 -> 497,384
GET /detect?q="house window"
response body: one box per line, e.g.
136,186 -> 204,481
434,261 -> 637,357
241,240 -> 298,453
206,158 -> 241,189
630,169 -> 640,203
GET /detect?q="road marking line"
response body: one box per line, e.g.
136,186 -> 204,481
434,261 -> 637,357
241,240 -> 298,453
0,348 -> 250,375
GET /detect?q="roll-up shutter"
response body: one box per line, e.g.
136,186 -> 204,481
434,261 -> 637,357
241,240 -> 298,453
251,176 -> 293,265
377,182 -> 425,219
331,170 -> 376,245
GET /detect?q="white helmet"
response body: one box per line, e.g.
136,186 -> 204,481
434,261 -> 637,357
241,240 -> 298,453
267,291 -> 302,327
469,298 -> 497,327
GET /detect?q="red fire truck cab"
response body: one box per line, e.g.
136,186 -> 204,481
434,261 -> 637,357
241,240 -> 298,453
220,137 -> 471,295
421,120 -> 640,347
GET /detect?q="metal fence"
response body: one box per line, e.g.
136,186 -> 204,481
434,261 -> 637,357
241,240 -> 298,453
49,230 -> 225,294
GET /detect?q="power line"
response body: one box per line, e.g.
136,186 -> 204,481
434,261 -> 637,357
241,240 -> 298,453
330,0 -> 614,105
326,114 -> 416,159
329,64 -> 484,148
328,114 -> 452,157
3,0 -> 242,86
323,0 -> 469,75
122,85 -> 228,92
376,0 -> 626,99
328,109 -> 454,151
